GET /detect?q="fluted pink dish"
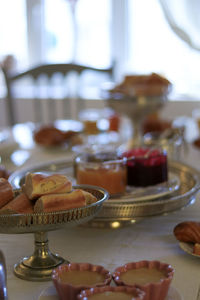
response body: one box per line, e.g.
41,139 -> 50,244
112,260 -> 174,300
77,285 -> 145,300
52,262 -> 112,300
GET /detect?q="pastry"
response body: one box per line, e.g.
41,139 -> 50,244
34,125 -> 66,146
0,193 -> 34,214
34,125 -> 81,147
142,116 -> 172,134
34,189 -> 97,213
0,178 -> 14,208
110,72 -> 171,97
193,243 -> 200,255
23,173 -> 72,200
63,130 -> 78,140
174,221 -> 200,243
0,165 -> 11,179
193,138 -> 200,149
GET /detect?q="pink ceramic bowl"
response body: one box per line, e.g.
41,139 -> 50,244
112,260 -> 174,300
77,285 -> 145,300
52,263 -> 112,300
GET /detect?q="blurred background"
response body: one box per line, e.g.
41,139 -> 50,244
1,0 -> 200,125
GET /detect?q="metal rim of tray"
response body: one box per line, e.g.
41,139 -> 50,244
9,158 -> 200,224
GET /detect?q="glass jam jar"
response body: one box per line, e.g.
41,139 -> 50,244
74,151 -> 127,196
120,146 -> 168,187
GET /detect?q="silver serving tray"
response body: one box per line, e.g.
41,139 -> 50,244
9,159 -> 200,225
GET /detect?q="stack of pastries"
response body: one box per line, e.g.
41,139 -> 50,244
0,173 -> 97,215
109,72 -> 171,97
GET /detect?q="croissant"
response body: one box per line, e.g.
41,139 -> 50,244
174,221 -> 200,244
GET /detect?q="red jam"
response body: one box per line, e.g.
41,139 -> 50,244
121,147 -> 168,187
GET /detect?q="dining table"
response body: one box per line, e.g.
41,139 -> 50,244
1,100 -> 200,300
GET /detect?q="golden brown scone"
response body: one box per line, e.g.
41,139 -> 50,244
174,221 -> 200,244
34,189 -> 97,213
0,178 -> 14,208
0,192 -> 34,214
23,173 -> 72,200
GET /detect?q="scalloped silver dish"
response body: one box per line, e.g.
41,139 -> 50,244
9,159 -> 200,228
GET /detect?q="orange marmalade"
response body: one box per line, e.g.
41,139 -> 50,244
75,153 -> 127,195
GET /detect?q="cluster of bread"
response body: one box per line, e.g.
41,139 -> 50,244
110,73 -> 171,97
34,125 -> 83,147
0,173 -> 97,215
174,221 -> 200,255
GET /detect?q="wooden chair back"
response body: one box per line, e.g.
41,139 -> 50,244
1,63 -> 114,126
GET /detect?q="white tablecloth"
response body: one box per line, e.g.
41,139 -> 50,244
1,101 -> 200,300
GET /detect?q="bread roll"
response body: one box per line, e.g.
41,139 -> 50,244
34,189 -> 97,213
0,178 -> 14,208
23,173 -> 72,200
0,193 -> 34,214
174,221 -> 200,244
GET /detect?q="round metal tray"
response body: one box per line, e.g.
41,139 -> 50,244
9,159 -> 200,228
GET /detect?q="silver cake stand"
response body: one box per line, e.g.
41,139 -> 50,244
105,93 -> 167,148
0,185 -> 109,281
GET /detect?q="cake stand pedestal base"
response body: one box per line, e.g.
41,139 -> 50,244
14,231 -> 69,281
